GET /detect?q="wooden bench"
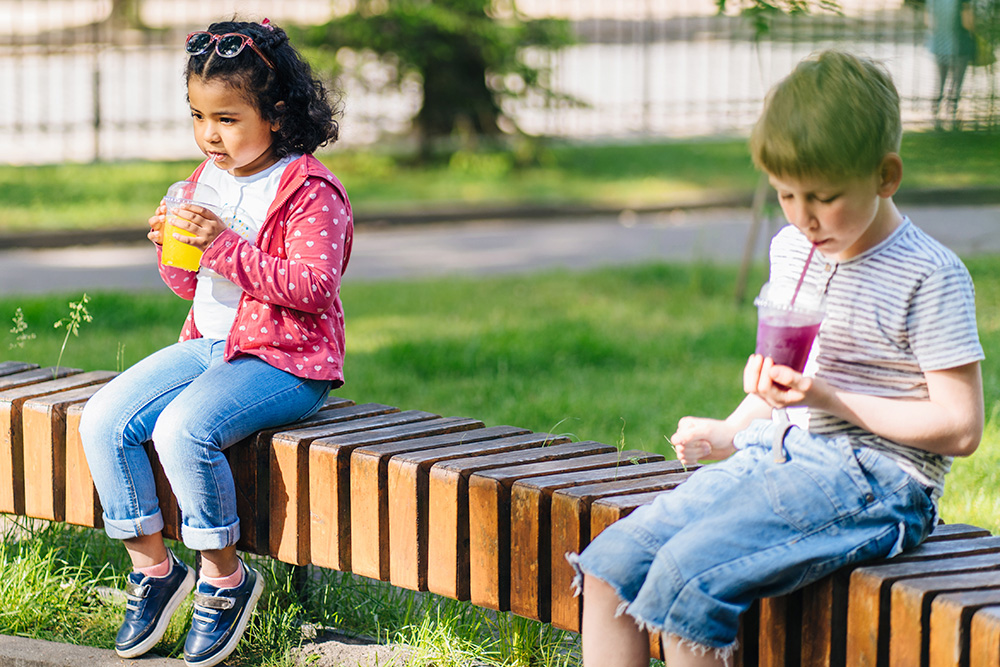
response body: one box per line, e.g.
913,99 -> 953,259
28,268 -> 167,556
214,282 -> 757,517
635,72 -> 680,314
1,359 -> 998,666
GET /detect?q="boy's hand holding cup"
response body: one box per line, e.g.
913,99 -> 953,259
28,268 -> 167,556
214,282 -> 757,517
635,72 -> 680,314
748,277 -> 825,411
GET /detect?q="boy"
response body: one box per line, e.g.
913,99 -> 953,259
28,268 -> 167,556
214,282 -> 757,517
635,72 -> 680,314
568,50 -> 984,667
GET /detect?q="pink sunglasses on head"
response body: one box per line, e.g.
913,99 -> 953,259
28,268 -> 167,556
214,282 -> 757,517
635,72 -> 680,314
185,31 -> 275,70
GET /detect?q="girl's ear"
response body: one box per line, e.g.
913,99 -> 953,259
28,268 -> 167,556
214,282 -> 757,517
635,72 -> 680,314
270,101 -> 285,133
877,153 -> 903,198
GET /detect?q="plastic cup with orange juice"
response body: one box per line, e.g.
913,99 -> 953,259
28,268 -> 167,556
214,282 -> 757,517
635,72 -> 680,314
160,180 -> 220,272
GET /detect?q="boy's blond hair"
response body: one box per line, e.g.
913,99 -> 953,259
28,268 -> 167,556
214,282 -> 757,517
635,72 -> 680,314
750,50 -> 902,181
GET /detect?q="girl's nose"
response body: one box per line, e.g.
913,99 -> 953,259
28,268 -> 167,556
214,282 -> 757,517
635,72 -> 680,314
202,122 -> 220,143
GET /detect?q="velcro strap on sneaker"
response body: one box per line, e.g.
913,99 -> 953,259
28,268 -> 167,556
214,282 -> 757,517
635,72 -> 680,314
124,581 -> 149,599
194,593 -> 235,610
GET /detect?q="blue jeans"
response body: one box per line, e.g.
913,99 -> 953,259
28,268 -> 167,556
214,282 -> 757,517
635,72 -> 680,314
569,419 -> 935,650
79,339 -> 330,551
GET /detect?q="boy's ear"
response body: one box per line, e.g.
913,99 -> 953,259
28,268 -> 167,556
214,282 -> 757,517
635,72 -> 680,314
878,153 -> 903,197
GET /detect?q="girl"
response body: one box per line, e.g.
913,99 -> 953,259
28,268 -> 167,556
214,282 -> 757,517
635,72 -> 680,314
79,19 -> 351,667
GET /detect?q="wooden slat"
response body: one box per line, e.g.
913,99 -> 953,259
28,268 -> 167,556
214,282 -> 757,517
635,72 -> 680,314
549,468 -> 695,631
270,407 -> 433,565
970,606 -> 1000,667
304,415 -> 484,571
928,524 -> 994,542
427,440 -> 608,602
509,459 -> 684,623
0,370 -> 111,514
585,484 -> 672,665
64,402 -> 101,528
152,396 -> 374,549
848,548 -> 1000,667
893,537 -> 1000,563
759,591 -> 801,667
891,571 -> 1000,667
387,432 -> 563,592
762,523 -> 998,667
0,361 -> 39,376
648,632 -> 663,663
742,599 -> 761,667
228,394 -> 355,555
759,524 -> 989,667
799,571 -> 852,667
769,526 -> 1000,667
590,488 -> 667,536
348,425 -> 528,582
146,441 -> 181,541
469,449 -> 664,613
0,366 -> 79,391
930,589 -> 1000,667
22,382 -> 113,521
758,524 -> 989,667
761,572 -> 852,667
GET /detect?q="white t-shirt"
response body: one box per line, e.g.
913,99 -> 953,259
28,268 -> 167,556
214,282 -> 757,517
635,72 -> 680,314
192,154 -> 299,339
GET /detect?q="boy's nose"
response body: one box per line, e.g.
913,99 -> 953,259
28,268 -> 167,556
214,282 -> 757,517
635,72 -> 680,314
792,201 -> 818,230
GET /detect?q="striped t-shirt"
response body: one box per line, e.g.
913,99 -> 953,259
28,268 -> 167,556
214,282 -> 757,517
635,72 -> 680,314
769,218 -> 984,502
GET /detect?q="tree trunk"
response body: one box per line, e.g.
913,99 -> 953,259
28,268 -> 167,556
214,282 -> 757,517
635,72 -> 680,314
415,46 -> 503,155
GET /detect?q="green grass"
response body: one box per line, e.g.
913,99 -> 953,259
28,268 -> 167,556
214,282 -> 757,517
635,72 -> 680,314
3,258 -> 999,529
1,258 -> 998,664
2,131 -> 999,233
0,518 -> 581,666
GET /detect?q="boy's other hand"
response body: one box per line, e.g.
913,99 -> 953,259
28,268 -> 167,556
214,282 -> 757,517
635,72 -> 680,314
670,417 -> 737,466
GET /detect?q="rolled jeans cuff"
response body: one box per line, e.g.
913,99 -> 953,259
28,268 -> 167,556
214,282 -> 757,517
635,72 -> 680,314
103,509 -> 164,541
181,520 -> 240,552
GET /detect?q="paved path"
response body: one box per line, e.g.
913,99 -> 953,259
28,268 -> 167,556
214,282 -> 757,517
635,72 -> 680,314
0,205 -> 997,296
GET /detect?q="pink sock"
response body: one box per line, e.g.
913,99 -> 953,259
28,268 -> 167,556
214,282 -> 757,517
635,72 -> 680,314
136,556 -> 172,578
201,565 -> 244,590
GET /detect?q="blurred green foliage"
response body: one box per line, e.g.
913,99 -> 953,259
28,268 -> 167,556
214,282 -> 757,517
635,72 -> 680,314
296,0 -> 574,157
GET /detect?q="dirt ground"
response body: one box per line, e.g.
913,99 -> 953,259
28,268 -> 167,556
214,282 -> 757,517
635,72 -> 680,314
290,630 -> 416,667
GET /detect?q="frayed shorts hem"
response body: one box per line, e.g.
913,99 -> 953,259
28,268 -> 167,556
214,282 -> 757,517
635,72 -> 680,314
566,551 -> 738,658
668,634 -> 738,664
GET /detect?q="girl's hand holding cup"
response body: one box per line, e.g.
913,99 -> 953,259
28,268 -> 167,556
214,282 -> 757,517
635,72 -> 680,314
159,180 -> 221,271
147,202 -> 167,246
166,204 -> 227,251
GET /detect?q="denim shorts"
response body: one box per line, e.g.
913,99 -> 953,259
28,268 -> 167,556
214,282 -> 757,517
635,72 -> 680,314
568,419 -> 935,650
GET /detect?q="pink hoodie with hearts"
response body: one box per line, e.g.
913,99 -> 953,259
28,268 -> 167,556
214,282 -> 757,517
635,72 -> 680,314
158,154 -> 352,386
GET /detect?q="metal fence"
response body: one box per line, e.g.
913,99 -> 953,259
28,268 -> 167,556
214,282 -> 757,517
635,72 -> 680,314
2,0 -> 998,165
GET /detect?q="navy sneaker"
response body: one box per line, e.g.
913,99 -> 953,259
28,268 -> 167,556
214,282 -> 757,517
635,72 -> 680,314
183,560 -> 264,667
115,550 -> 195,658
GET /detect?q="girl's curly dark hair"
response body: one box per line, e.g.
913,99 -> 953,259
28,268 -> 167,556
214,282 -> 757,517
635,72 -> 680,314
184,19 -> 340,157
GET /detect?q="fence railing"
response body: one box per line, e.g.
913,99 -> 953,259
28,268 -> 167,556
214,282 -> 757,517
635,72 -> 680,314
1,0 -> 997,165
